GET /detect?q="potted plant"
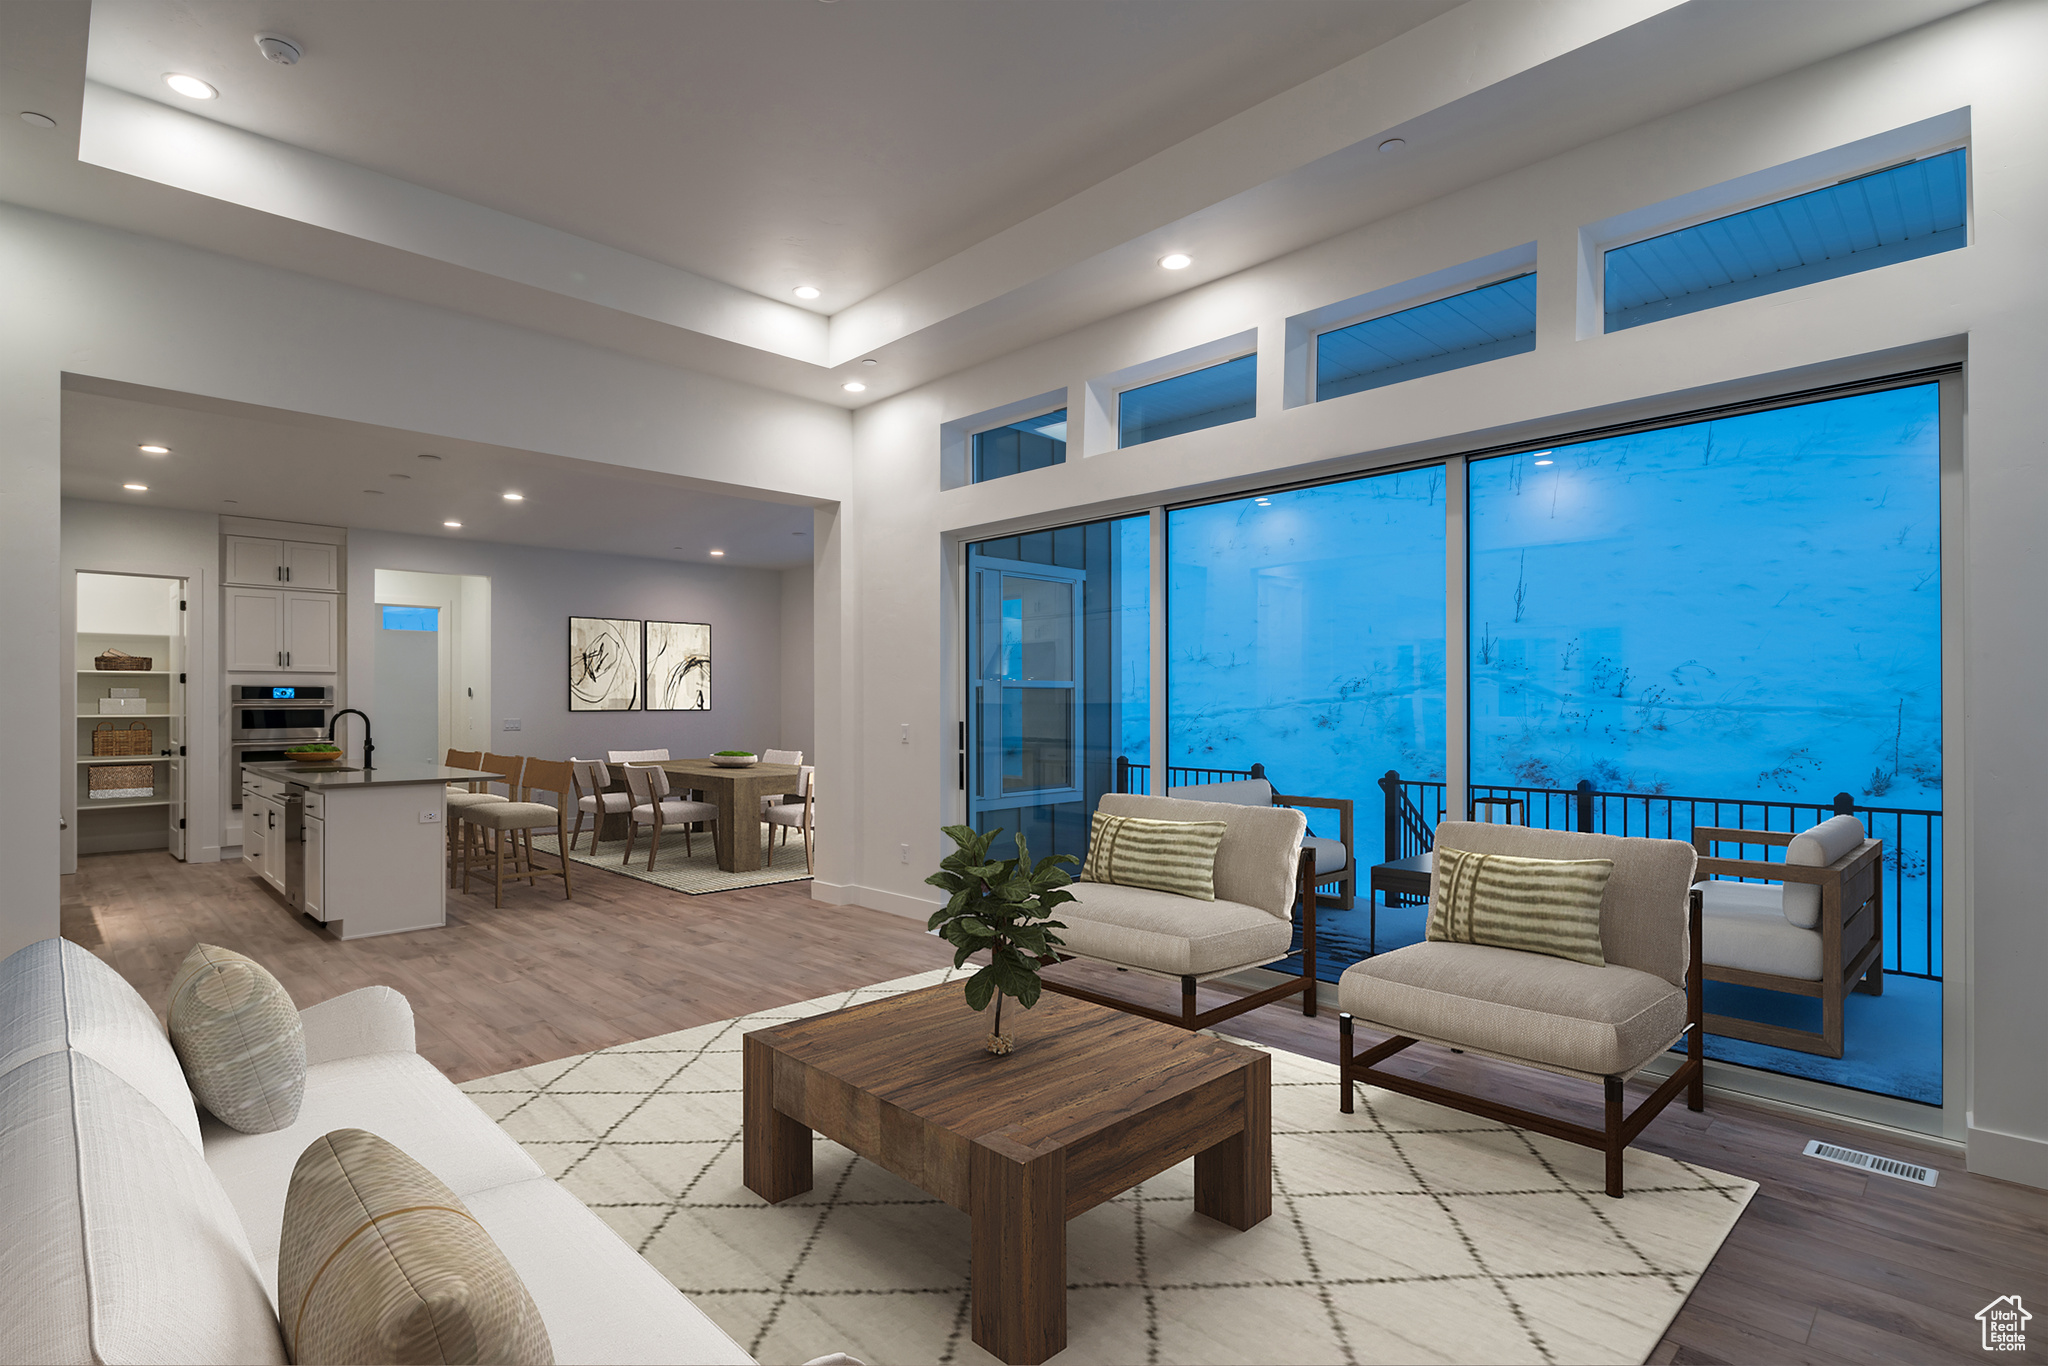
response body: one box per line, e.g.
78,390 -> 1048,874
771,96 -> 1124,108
708,750 -> 759,767
925,825 -> 1076,1055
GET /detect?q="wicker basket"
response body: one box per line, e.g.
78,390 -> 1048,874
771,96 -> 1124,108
91,721 -> 154,756
94,650 -> 153,671
87,765 -> 155,799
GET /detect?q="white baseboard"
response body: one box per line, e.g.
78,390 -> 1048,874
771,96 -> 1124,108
809,880 -> 940,923
1967,1121 -> 2048,1190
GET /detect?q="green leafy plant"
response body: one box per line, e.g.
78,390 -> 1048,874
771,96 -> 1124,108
286,743 -> 340,753
713,750 -> 756,757
925,825 -> 1076,1049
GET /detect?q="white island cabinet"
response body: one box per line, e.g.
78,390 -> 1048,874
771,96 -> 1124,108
240,763 -> 494,940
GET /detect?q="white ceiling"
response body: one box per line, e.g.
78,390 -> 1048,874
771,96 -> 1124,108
82,0 -> 1455,308
61,382 -> 817,570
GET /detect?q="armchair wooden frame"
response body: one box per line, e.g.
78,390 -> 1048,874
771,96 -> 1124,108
1273,791 -> 1355,911
1038,852 -> 1321,1032
1339,890 -> 1705,1199
1692,826 -> 1885,1058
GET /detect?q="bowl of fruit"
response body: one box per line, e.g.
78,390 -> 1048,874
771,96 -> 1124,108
708,750 -> 758,768
286,743 -> 345,765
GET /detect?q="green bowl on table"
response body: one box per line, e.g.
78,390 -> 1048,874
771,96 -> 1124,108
709,750 -> 758,768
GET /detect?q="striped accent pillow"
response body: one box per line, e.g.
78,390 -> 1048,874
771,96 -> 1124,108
1426,847 -> 1612,966
167,943 -> 306,1134
1081,811 -> 1229,901
280,1128 -> 553,1365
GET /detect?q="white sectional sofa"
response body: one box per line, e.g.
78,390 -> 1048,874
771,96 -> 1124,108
0,936 -> 752,1366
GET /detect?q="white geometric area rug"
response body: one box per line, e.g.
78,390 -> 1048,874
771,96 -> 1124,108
462,970 -> 1754,1366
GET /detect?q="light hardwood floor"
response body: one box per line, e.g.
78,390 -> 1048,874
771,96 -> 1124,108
65,849 -> 2045,1366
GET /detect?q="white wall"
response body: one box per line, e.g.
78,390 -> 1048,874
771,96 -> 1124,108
60,500 -> 225,870
823,1 -> 2048,1180
780,566 -> 816,760
1,201 -> 849,961
347,531 -> 791,766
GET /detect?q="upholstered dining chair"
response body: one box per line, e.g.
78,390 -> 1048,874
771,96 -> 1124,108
1336,821 -> 1704,1198
568,758 -> 631,855
443,749 -> 506,887
761,766 -> 816,873
760,749 -> 804,813
607,748 -> 670,763
1041,792 -> 1318,1031
459,758 -> 575,907
620,763 -> 719,869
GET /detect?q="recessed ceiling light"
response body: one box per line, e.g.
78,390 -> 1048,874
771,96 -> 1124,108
19,111 -> 56,129
1378,137 -> 1406,152
842,381 -> 866,393
1159,253 -> 1193,271
709,549 -> 725,557
417,452 -> 442,461
502,492 -> 524,502
443,520 -> 462,528
362,489 -> 384,495
860,357 -> 879,366
163,73 -> 217,100
138,443 -> 170,455
123,482 -> 148,492
221,498 -> 239,505
793,285 -> 821,300
389,473 -> 410,480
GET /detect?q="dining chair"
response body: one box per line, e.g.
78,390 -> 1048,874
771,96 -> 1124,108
461,758 -> 575,906
760,749 -> 804,813
568,758 -> 631,854
459,753 -> 527,881
607,748 -> 671,763
761,766 -> 816,874
443,749 -> 506,887
620,764 -> 718,870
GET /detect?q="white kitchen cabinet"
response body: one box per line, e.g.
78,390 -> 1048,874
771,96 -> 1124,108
224,589 -> 337,672
225,536 -> 340,591
242,793 -> 267,874
302,813 -> 325,921
226,588 -> 283,671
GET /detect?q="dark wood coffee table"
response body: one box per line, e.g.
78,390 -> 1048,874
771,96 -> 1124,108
743,983 -> 1271,1365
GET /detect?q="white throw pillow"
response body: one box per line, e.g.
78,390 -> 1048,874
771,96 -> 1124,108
1781,815 -> 1866,929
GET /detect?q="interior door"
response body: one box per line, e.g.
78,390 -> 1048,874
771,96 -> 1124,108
166,581 -> 187,860
225,588 -> 282,670
968,555 -> 1084,813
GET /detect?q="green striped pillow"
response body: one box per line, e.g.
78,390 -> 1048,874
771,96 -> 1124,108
1081,812 -> 1229,901
1426,847 -> 1611,966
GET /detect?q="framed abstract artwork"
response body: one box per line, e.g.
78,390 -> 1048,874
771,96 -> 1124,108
568,617 -> 643,711
645,620 -> 711,710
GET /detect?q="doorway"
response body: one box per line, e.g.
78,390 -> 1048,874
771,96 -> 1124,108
74,572 -> 189,858
371,570 -> 491,762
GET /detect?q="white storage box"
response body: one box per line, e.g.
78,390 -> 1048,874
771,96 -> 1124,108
98,697 -> 149,714
107,687 -> 142,698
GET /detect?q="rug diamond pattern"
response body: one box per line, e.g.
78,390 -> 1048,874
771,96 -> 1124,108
463,970 -> 1752,1366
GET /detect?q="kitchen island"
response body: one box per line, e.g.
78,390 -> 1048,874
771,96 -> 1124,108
241,762 -> 498,940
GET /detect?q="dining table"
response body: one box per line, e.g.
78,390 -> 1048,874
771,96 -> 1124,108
650,758 -> 806,873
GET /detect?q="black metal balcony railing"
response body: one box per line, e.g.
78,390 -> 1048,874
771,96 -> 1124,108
1380,771 -> 1943,981
1113,758 -> 1265,796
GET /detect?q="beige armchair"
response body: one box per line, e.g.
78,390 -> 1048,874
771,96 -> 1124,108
1167,776 -> 1356,910
1337,821 -> 1703,1198
1039,792 -> 1319,1031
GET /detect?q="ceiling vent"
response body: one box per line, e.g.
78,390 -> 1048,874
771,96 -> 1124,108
1802,1139 -> 1938,1186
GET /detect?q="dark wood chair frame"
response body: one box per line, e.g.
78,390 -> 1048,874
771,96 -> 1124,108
1273,791 -> 1356,912
1692,827 -> 1885,1059
1039,852 -> 1321,1032
1338,889 -> 1705,1198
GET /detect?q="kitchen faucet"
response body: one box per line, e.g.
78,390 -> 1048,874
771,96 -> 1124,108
328,709 -> 375,770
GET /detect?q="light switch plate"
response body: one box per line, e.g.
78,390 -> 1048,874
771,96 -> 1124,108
502,718 -> 522,731
900,723 -> 910,745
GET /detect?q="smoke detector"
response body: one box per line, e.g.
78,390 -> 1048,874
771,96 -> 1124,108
255,34 -> 302,65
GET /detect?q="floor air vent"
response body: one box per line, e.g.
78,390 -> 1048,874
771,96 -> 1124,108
1802,1140 -> 1938,1186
